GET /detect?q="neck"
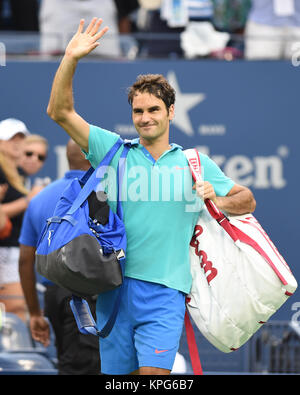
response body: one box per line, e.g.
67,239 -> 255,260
139,138 -> 171,160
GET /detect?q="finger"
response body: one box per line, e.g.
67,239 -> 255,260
90,18 -> 103,36
88,42 -> 100,52
77,19 -> 85,34
32,332 -> 49,347
44,339 -> 50,347
41,335 -> 50,347
37,337 -> 49,347
196,186 -> 204,197
203,190 -> 216,201
32,332 -> 42,343
93,26 -> 109,42
85,17 -> 98,34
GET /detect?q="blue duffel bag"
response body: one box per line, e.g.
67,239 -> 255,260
35,138 -> 130,337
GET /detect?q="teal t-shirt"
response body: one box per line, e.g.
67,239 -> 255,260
84,125 -> 235,294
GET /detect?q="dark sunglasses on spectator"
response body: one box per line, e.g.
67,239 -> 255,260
25,151 -> 47,162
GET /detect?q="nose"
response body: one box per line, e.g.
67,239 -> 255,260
140,111 -> 151,124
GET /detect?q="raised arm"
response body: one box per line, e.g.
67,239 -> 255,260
47,18 -> 109,152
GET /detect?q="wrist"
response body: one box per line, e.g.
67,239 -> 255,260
23,195 -> 30,206
30,310 -> 43,318
64,52 -> 80,64
213,196 -> 223,209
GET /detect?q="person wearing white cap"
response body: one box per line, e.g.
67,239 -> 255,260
0,118 -> 44,321
0,118 -> 30,141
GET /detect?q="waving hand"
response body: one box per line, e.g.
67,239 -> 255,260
47,17 -> 109,152
65,18 -> 109,60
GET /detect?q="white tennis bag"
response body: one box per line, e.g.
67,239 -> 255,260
184,149 -> 298,353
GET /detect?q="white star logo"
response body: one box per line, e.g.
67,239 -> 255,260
167,71 -> 205,136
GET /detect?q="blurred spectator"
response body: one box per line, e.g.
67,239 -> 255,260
114,0 -> 140,58
19,139 -> 101,375
138,0 -> 229,58
213,0 -> 251,33
181,19 -> 230,58
39,0 -> 122,57
18,134 -> 50,189
211,0 -> 252,58
0,0 -> 39,31
19,134 -> 48,177
137,0 -> 190,57
114,0 -> 139,33
0,184 -> 12,240
244,0 -> 300,60
0,118 -> 44,321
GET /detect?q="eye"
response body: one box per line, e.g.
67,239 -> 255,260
149,107 -> 160,113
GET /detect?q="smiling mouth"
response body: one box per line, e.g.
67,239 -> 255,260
141,124 -> 155,129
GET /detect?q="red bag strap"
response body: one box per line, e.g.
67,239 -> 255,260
185,148 -> 239,242
184,310 -> 203,375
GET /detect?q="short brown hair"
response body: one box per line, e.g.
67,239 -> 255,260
128,74 -> 175,111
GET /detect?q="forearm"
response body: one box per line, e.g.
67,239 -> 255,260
215,188 -> 256,215
1,197 -> 28,218
0,207 -> 7,228
19,247 -> 41,316
2,184 -> 46,218
47,54 -> 89,151
47,54 -> 78,122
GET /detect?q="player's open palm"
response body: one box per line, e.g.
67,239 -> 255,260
65,17 -> 109,60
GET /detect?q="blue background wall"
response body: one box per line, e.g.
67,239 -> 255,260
1,59 -> 299,321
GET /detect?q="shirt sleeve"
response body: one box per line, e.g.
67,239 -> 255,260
18,202 -> 38,247
199,152 -> 235,197
82,125 -> 120,169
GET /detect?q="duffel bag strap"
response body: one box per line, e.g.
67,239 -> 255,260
68,138 -> 124,216
116,143 -> 130,219
70,256 -> 126,338
70,276 -> 123,338
70,296 -> 99,336
184,309 -> 203,375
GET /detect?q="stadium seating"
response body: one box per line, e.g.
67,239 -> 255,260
0,312 -> 57,375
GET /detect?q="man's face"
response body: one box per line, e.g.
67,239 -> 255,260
131,92 -> 174,142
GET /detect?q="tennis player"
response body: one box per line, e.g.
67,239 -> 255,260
46,18 -> 256,375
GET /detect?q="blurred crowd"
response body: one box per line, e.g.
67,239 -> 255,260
0,0 -> 299,60
0,118 -> 49,321
0,118 -> 101,374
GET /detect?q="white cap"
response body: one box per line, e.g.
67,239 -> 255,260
0,118 -> 30,140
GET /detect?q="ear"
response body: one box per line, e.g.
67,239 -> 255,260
168,104 -> 175,121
